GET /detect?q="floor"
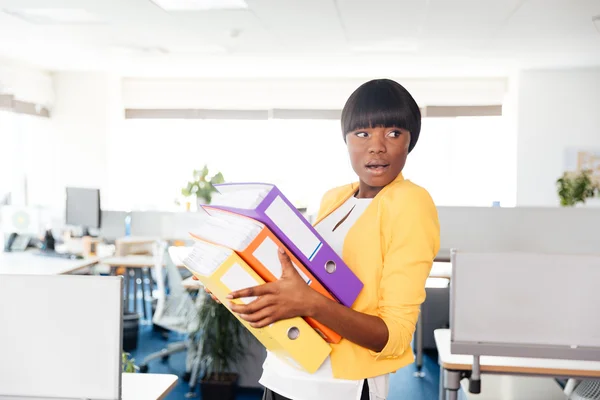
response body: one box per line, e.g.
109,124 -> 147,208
129,323 -> 460,400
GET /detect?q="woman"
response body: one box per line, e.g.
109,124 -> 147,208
223,79 -> 440,400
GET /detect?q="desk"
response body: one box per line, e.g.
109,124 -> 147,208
435,329 -> 600,400
430,261 -> 452,279
0,251 -> 100,275
104,255 -> 157,268
122,373 -> 178,400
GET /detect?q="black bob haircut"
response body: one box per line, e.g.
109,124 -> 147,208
341,79 -> 421,153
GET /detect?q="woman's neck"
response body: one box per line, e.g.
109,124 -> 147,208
355,182 -> 383,199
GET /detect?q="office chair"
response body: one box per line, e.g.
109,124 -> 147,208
138,243 -> 202,388
566,379 -> 600,399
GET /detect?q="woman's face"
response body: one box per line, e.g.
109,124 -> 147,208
346,126 -> 411,198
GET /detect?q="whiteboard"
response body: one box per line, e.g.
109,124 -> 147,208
0,274 -> 123,400
451,251 -> 600,358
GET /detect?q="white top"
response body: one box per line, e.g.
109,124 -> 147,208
260,195 -> 389,400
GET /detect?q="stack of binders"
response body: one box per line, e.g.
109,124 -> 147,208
179,182 -> 364,374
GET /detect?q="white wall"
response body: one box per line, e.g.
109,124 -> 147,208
516,67 -> 600,206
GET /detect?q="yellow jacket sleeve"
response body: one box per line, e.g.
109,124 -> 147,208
370,185 -> 440,360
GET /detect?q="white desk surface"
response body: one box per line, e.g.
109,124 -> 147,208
115,236 -> 161,244
103,255 -> 158,268
0,251 -> 100,275
122,373 -> 178,400
435,329 -> 600,378
430,261 -> 452,279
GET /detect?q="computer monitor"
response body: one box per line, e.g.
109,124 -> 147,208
65,187 -> 101,237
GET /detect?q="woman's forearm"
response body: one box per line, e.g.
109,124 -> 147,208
307,291 -> 388,352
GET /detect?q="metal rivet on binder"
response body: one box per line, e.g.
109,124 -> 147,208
325,261 -> 336,274
287,327 -> 300,340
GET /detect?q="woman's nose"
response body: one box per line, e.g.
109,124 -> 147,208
368,136 -> 386,154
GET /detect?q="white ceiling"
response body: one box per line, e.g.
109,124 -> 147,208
0,0 -> 598,78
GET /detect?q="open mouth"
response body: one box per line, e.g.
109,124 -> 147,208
365,162 -> 390,174
366,164 -> 389,169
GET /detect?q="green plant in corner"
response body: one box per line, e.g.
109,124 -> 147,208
556,169 -> 599,206
181,165 -> 225,205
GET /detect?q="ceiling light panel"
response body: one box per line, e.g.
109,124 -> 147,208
2,8 -> 106,24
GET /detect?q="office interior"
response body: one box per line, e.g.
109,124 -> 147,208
1,0 -> 599,399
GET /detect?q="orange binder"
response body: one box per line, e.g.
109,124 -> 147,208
190,206 -> 342,344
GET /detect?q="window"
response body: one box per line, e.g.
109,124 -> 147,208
109,114 -> 515,213
107,118 -> 355,214
0,111 -> 59,208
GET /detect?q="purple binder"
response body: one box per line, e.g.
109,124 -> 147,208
204,182 -> 363,308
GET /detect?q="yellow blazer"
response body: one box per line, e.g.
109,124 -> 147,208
313,172 -> 440,380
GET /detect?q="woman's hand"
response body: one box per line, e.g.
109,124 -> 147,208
227,248 -> 318,328
228,247 -> 389,352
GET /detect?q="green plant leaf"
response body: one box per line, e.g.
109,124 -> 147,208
210,172 -> 225,185
556,169 -> 598,207
122,352 -> 138,373
199,165 -> 209,182
180,165 -> 224,205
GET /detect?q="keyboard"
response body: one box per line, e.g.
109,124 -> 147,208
35,251 -> 84,260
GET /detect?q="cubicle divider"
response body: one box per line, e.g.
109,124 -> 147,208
105,206 -> 600,254
450,249 -> 600,361
101,210 -> 207,242
0,274 -> 123,400
437,206 -> 600,256
448,249 -> 600,398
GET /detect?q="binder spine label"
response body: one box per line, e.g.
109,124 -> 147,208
253,236 -> 311,284
264,195 -> 322,259
220,263 -> 259,304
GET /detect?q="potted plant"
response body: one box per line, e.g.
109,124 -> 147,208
180,165 -> 225,209
122,352 -> 139,373
194,292 -> 248,400
556,169 -> 600,206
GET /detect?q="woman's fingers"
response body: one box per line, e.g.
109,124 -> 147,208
249,316 -> 275,329
227,282 -> 277,300
230,294 -> 274,315
239,306 -> 278,324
